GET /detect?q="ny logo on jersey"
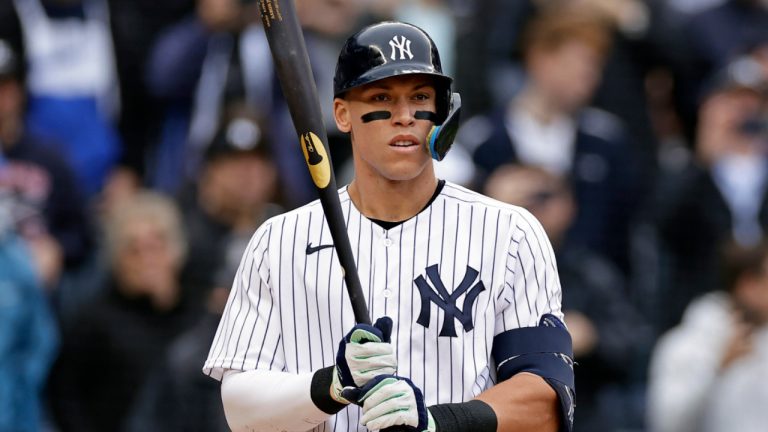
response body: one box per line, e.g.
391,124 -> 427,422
389,35 -> 413,61
414,264 -> 485,337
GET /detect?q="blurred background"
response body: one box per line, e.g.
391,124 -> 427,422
1,0 -> 768,431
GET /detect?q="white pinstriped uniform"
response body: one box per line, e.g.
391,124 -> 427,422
203,181 -> 563,431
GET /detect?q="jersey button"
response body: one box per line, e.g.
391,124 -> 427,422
383,238 -> 392,247
383,289 -> 392,298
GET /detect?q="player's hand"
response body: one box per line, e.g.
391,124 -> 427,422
331,317 -> 396,404
342,374 -> 436,432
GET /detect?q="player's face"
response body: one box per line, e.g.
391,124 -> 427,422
334,74 -> 437,183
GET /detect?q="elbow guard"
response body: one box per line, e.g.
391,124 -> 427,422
491,314 -> 575,432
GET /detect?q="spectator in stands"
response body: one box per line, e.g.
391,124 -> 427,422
146,0 -> 363,205
125,247 -> 235,432
144,0 -> 266,194
3,0 -> 122,199
179,106 -> 282,315
48,191 -> 192,432
485,163 -> 651,431
684,0 -> 768,82
665,0 -> 768,143
107,0 -> 194,184
653,58 -> 768,332
647,238 -> 768,432
125,110 -> 281,431
0,38 -> 94,291
468,8 -> 641,273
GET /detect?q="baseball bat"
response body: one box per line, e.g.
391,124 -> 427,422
257,0 -> 371,325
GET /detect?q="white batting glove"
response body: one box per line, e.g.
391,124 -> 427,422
331,317 -> 397,404
342,375 -> 436,432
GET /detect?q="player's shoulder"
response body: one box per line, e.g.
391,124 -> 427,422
440,181 -> 546,234
255,187 -> 349,232
440,181 -> 529,214
258,198 -> 325,230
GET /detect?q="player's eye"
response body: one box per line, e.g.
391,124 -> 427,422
370,93 -> 391,102
413,93 -> 431,101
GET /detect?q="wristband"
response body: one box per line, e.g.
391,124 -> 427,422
428,400 -> 498,432
311,365 -> 348,414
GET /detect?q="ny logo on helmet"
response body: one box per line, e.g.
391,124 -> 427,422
389,35 -> 413,61
414,264 -> 485,337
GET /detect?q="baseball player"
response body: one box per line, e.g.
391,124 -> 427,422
203,21 -> 574,432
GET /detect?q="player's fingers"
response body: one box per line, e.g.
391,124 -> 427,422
361,378 -> 413,407
360,380 -> 419,429
347,342 -> 397,386
365,409 -> 420,432
373,316 -> 393,342
351,363 -> 398,381
347,340 -> 393,357
350,326 -> 384,344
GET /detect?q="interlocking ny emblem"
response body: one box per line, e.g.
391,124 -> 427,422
389,35 -> 413,61
414,265 -> 485,337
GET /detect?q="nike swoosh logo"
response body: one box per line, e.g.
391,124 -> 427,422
306,243 -> 334,255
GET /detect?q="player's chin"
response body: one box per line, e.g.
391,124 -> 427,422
380,160 -> 431,182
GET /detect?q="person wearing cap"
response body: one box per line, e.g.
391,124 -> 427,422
180,108 -> 282,318
203,21 -> 573,432
654,57 -> 768,334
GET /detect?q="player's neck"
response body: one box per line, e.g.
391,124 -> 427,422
349,173 -> 438,222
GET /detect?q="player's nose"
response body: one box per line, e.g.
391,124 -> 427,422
391,98 -> 415,126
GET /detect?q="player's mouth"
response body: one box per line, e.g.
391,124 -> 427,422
389,135 -> 420,148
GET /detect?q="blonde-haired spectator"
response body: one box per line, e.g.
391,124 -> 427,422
48,190 -> 193,432
103,191 -> 188,310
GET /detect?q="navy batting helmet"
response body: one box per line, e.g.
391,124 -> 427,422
333,21 -> 453,124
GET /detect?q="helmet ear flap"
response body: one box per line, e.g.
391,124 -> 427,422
435,84 -> 452,124
427,93 -> 461,161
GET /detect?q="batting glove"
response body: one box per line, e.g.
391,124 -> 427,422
331,316 -> 397,404
341,374 -> 436,432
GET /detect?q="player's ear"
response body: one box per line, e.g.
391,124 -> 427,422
334,98 -> 352,133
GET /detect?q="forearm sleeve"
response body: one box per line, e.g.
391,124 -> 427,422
221,369 -> 331,432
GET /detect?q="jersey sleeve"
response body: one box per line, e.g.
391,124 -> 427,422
496,208 -> 563,333
203,222 -> 284,381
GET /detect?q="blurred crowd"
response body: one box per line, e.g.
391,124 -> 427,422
1,0 -> 768,431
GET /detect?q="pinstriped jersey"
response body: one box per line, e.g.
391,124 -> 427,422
203,181 -> 564,431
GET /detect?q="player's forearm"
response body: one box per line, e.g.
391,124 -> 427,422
475,372 -> 560,432
221,369 -> 331,432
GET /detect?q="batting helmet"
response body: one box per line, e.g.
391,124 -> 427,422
333,21 -> 453,124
